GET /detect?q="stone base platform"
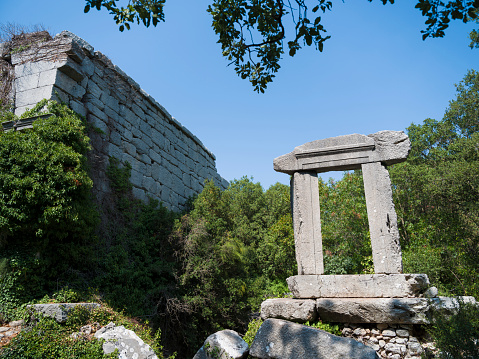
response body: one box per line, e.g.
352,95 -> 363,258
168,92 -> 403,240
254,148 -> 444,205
287,274 -> 430,299
261,296 -> 477,324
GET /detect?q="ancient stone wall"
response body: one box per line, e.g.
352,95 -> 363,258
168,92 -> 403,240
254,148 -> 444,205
5,31 -> 228,211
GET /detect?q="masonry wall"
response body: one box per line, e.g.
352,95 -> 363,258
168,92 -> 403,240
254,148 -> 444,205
7,31 -> 228,212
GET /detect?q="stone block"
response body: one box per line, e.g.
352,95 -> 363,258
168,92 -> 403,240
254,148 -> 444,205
367,131 -> 410,166
27,303 -> 100,323
149,149 -> 162,165
81,56 -> 95,76
429,296 -> 477,314
55,71 -> 86,99
130,169 -> 144,188
104,105 -> 119,120
274,131 -> 410,175
69,100 -> 87,117
132,187 -> 148,202
57,58 -> 85,82
86,80 -> 102,99
287,274 -> 429,298
249,319 -> 379,359
14,61 -> 56,76
102,94 -> 120,113
362,161 -> 402,273
88,115 -> 109,135
108,143 -> 122,159
260,298 -> 317,323
122,141 -> 137,157
15,73 -> 40,92
15,86 -> 53,108
291,171 -> 323,275
142,176 -> 158,195
314,297 -> 475,324
132,137 -> 149,155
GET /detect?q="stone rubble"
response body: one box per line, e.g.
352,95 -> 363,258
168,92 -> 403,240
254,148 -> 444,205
0,319 -> 24,348
340,323 -> 437,359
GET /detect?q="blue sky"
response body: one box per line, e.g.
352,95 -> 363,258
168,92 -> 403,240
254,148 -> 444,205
1,0 -> 477,188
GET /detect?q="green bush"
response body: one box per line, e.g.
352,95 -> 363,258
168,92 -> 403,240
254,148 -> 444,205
0,100 -> 99,321
0,301 -> 175,359
428,299 -> 479,358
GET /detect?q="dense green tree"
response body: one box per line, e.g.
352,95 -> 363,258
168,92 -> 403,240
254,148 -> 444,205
319,171 -> 372,275
391,69 -> 479,297
84,0 -> 479,92
164,178 -> 294,355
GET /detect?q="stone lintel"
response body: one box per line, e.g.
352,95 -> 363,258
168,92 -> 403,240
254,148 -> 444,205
260,298 -> 317,323
287,274 -> 430,299
273,131 -> 410,174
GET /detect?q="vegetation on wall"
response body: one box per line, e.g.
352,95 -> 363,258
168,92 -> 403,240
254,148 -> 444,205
0,100 -> 98,321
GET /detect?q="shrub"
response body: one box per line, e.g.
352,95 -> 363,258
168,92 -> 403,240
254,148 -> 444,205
428,298 -> 479,358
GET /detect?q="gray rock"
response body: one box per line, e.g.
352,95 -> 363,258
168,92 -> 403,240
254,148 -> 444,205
362,161 -> 402,274
316,298 -> 429,324
424,286 -> 439,298
55,30 -> 95,57
193,330 -> 249,359
290,171 -> 323,275
260,298 -> 317,323
27,303 -> 100,323
396,329 -> 409,337
287,274 -> 429,299
249,319 -> 379,359
8,320 -> 24,327
95,322 -> 157,359
429,296 -> 477,315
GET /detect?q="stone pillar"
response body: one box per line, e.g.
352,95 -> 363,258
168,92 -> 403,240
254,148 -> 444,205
291,171 -> 323,275
362,162 -> 402,274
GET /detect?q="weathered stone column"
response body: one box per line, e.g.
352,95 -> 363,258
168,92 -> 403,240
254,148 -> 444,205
291,171 -> 323,275
361,162 -> 403,274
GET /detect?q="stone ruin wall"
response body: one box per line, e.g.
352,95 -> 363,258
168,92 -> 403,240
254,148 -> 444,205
3,31 -> 228,212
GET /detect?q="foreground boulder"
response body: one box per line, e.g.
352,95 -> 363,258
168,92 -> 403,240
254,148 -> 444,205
249,319 -> 380,359
94,322 -> 158,359
193,329 -> 249,359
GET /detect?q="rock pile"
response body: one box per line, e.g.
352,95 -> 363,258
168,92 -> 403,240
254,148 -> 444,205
0,320 -> 24,348
340,323 -> 431,359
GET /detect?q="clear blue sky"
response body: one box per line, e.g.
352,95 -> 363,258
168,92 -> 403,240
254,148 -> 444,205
1,0 -> 477,188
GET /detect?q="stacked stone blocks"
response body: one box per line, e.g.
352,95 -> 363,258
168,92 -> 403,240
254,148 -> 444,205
8,31 -> 227,211
263,131 -> 476,358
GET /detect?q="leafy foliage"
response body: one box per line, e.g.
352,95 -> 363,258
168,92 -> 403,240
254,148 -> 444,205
428,299 -> 479,358
84,0 -> 479,92
391,69 -> 479,298
165,178 -> 295,355
304,320 -> 341,336
0,99 -> 96,249
0,100 -> 99,321
319,171 -> 372,275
